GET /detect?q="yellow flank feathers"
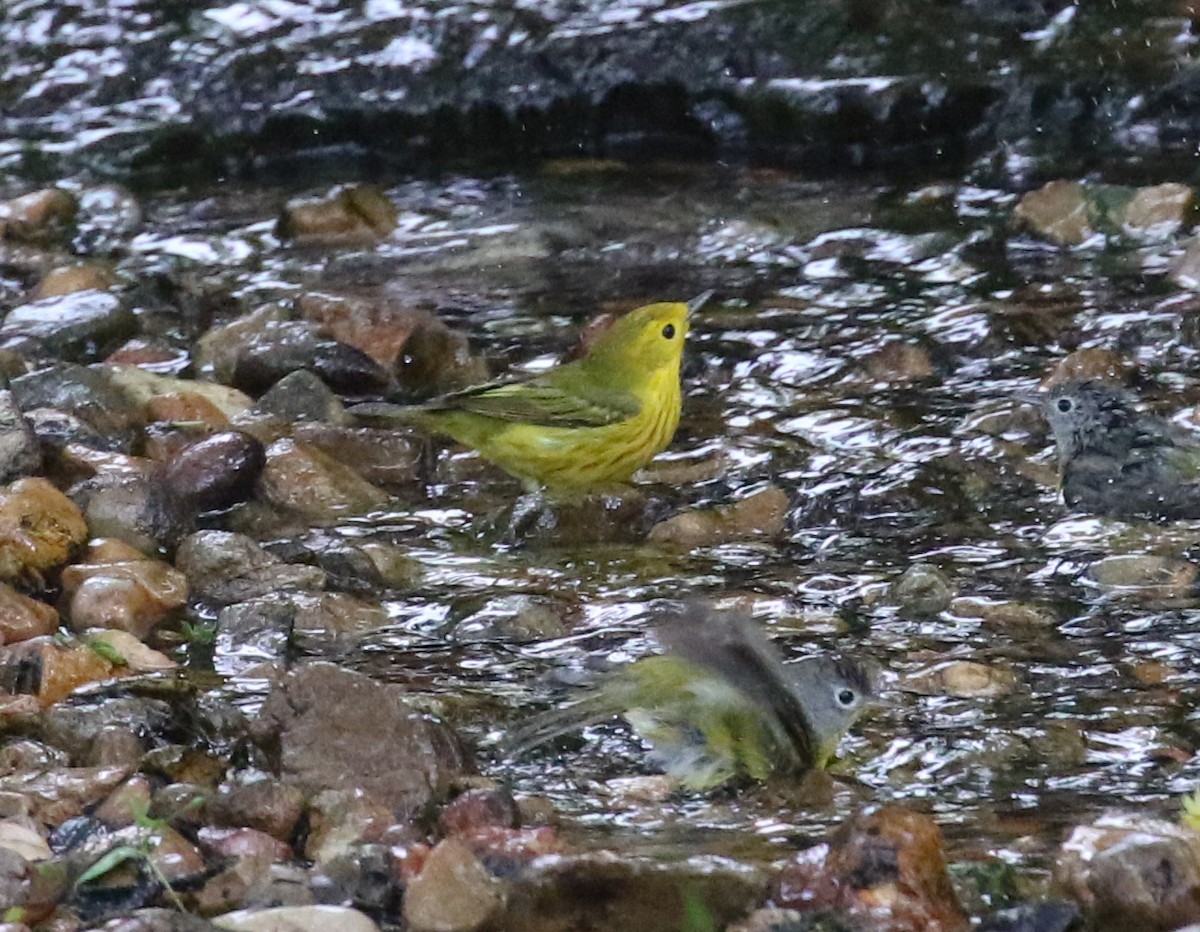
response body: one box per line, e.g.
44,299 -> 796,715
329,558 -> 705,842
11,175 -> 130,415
351,298 -> 702,493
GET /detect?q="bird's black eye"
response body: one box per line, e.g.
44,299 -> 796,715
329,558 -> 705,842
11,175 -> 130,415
1056,397 -> 1073,413
662,323 -> 675,339
836,688 -> 856,707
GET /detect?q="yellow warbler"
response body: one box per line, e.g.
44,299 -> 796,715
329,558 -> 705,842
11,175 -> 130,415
351,295 -> 708,492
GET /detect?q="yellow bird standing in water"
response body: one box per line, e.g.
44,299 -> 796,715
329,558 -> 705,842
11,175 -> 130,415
351,294 -> 709,493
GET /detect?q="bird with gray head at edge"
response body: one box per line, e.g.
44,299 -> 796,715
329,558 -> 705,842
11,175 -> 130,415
506,601 -> 881,790
1025,378 -> 1200,520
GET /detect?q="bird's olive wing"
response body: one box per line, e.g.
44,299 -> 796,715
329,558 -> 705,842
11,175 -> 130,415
655,604 -> 818,769
428,377 -> 642,428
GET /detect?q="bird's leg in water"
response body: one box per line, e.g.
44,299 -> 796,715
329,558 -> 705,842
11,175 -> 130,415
416,437 -> 440,498
499,490 -> 556,547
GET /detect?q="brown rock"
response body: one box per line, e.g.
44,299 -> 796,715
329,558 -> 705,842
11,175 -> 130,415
297,291 -> 428,368
31,263 -> 118,299
258,438 -> 389,520
403,838 -> 507,932
394,314 -> 489,397
0,764 -> 130,826
290,424 -> 423,488
500,852 -> 767,932
197,826 -> 293,862
1122,182 -> 1193,238
1041,348 -> 1134,388
209,779 -> 305,842
648,485 -> 789,547
175,530 -> 326,606
194,302 -> 290,384
86,631 -> 176,673
949,597 -> 1057,627
1089,555 -> 1199,601
159,431 -> 265,513
144,393 -> 232,427
1014,180 -> 1093,246
213,905 -> 381,932
0,478 -> 88,582
439,788 -> 519,838
93,775 -> 153,827
775,804 -> 970,932
304,789 -> 392,863
903,660 -> 1017,699
0,585 -> 58,645
0,189 -> 78,243
249,664 -> 472,815
276,184 -> 399,246
104,337 -> 188,370
863,342 -> 934,383
1054,813 -> 1200,930
61,554 -> 188,638
0,637 -> 115,707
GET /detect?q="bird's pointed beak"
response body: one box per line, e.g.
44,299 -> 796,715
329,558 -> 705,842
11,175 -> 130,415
686,290 -> 715,319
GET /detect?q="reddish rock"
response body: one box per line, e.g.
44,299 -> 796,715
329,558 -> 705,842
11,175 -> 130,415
403,838 -> 507,932
31,263 -> 118,299
258,438 -> 390,520
439,788 -> 519,838
0,637 -> 115,707
0,764 -> 131,826
648,485 -> 789,547
774,804 -> 970,932
276,184 -> 398,246
0,585 -> 58,645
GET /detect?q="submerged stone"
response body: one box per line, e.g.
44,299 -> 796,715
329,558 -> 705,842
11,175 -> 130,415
249,664 -> 472,815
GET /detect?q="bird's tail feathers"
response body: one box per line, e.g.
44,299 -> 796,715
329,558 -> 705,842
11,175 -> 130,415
504,692 -> 620,757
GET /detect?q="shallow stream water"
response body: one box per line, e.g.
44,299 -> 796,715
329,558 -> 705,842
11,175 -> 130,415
128,161 -> 1200,900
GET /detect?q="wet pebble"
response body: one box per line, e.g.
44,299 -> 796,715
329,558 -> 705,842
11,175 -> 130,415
0,636 -> 115,706
10,363 -> 140,447
214,905 -> 382,932
0,584 -> 58,645
890,563 -> 954,618
61,542 -> 188,638
218,592 -> 387,665
647,484 -> 788,547
1054,812 -> 1200,929
230,321 -> 390,396
288,424 -> 423,489
276,184 -> 399,246
0,819 -> 51,861
949,597 -> 1058,627
248,664 -> 472,813
0,764 -> 131,826
502,852 -> 766,932
454,596 -> 571,643
250,370 -> 347,424
862,341 -> 935,383
92,776 -> 152,828
1040,348 -> 1133,387
438,788 -> 520,837
30,263 -> 118,300
257,438 -> 390,521
303,789 -> 393,864
197,826 -> 293,863
76,473 -> 182,554
195,303 -> 290,385
210,779 -> 305,843
0,391 -> 41,482
159,431 -> 266,514
0,290 -> 134,359
904,660 -> 1018,698
1088,555 -> 1199,600
393,313 -> 489,397
774,804 -> 969,932
176,530 -> 326,606
403,837 -> 506,932
0,188 -> 77,243
104,364 -> 254,424
0,477 -> 87,581
87,631 -> 176,674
